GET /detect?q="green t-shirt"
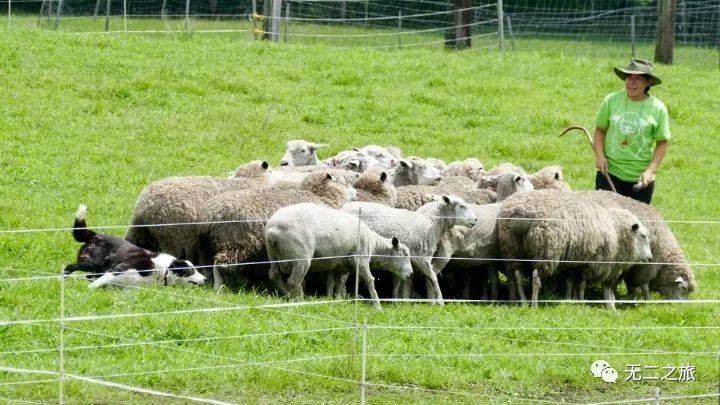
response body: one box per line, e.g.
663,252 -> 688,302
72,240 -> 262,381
594,90 -> 671,182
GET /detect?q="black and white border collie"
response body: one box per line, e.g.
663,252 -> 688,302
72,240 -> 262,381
64,205 -> 206,289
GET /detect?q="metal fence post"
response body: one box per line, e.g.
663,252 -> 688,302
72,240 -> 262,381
497,0 -> 504,51
397,10 -> 402,49
506,15 -> 515,51
123,0 -> 127,33
631,14 -> 636,57
53,0 -> 62,29
58,271 -> 65,404
104,0 -> 110,32
184,0 -> 190,32
360,320 -> 368,405
283,1 -> 289,42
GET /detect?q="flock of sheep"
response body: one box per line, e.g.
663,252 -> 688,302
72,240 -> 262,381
123,140 -> 696,309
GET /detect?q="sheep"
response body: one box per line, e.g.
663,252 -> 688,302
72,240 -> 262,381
356,144 -> 403,168
268,165 -> 360,187
430,203 -> 502,300
197,171 -> 353,290
265,203 -> 414,310
497,189 -> 653,309
280,140 -> 327,166
323,149 -> 380,173
389,157 -> 443,187
395,178 -> 497,211
125,160 -> 272,264
353,169 -> 397,207
442,158 -> 485,182
528,166 -> 572,191
426,157 -> 448,173
342,195 -> 478,304
577,190 -> 696,300
393,172 -> 533,211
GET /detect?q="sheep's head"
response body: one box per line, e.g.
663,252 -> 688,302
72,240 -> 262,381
630,222 -> 653,263
230,160 -> 271,180
530,166 -> 572,191
401,158 -> 442,186
280,140 -> 327,166
383,236 -> 413,280
440,195 -> 477,228
357,145 -> 401,168
650,263 -> 696,300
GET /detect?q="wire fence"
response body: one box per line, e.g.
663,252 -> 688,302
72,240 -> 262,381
1,207 -> 719,403
3,0 -> 719,67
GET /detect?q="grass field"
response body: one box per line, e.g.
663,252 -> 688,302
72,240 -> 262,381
1,24 -> 720,404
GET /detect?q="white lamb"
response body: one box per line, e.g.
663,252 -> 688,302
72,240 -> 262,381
342,195 -> 477,304
265,203 -> 414,310
280,140 -> 327,166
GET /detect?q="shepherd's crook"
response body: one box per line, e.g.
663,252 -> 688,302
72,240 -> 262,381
559,126 -> 617,193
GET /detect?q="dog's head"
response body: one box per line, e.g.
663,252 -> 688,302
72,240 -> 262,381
153,253 -> 206,286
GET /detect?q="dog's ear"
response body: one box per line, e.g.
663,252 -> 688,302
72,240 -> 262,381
178,248 -> 187,260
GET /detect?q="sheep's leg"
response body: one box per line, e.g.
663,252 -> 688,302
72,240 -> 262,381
603,285 -> 616,310
564,277 -> 574,300
268,264 -> 290,296
358,262 -> 381,310
531,269 -> 541,308
325,272 -> 335,297
419,260 -> 444,305
489,269 -> 499,301
425,277 -> 436,300
400,279 -> 413,299
514,268 -> 527,303
286,260 -> 311,300
577,278 -> 586,301
212,266 -> 224,290
391,276 -> 401,299
462,273 -> 471,300
334,272 -> 349,298
641,283 -> 650,301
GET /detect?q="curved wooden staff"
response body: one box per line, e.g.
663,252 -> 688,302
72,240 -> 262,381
559,126 -> 618,193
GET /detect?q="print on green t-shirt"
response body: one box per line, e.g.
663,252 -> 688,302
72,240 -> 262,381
594,90 -> 671,182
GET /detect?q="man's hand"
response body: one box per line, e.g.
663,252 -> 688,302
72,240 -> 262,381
595,155 -> 608,174
640,168 -> 655,187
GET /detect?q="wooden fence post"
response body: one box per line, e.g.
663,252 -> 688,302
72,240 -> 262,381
654,0 -> 676,64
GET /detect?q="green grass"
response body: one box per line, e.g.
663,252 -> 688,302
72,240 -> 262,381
1,25 -> 719,403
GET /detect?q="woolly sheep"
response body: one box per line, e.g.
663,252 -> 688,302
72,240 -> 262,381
353,169 -> 398,207
356,145 -> 403,168
126,160 -> 272,264
389,157 -> 443,187
426,157 -> 448,172
324,149 -> 381,172
442,158 -> 485,182
394,177 -> 496,211
197,171 -> 353,290
528,166 -> 572,191
498,189 -> 653,309
431,203 -> 502,300
280,140 -> 327,166
342,195 -> 478,304
265,203 -> 414,310
577,190 -> 696,300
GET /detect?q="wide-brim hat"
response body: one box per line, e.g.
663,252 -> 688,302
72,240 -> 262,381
613,58 -> 662,86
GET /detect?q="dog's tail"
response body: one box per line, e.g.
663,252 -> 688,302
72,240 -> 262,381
72,204 -> 96,243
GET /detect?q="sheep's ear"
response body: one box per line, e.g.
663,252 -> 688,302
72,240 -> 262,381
261,161 -> 269,170
391,236 -> 399,249
380,172 -> 388,182
554,172 -> 560,180
399,159 -> 412,169
325,173 -> 333,181
310,143 -> 328,151
352,147 -> 360,151
514,175 -> 522,183
442,195 -> 451,204
631,223 -> 640,232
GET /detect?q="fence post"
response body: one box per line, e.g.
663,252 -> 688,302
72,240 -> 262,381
360,320 -> 368,405
160,0 -> 166,19
679,1 -> 686,44
123,0 -> 126,33
184,0 -> 190,32
506,15 -> 515,51
104,0 -> 110,32
631,14 -> 636,57
364,0 -> 368,26
497,0 -> 504,51
654,387 -> 660,404
58,271 -> 65,404
397,10 -> 402,49
7,0 -> 11,29
283,1 -> 289,42
53,0 -> 62,29
251,0 -> 256,40
271,0 -> 281,41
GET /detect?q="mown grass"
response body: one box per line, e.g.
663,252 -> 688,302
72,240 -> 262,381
1,25 -> 719,404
